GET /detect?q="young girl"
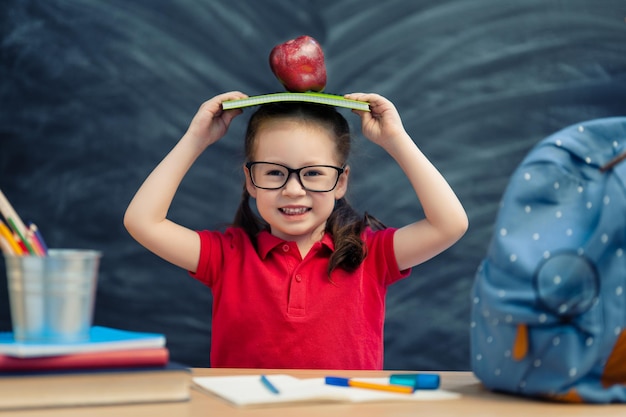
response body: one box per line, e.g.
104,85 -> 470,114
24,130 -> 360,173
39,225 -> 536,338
124,91 -> 468,369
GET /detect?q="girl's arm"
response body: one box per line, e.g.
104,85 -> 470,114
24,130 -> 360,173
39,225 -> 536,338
123,91 -> 247,272
345,93 -> 468,271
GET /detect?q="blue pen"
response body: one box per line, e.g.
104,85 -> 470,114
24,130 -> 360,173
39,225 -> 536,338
260,374 -> 280,394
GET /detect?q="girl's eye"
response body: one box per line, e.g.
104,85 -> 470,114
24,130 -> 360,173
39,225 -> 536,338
303,169 -> 324,177
266,169 -> 285,177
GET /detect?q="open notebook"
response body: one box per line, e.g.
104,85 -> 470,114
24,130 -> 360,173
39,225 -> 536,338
193,374 -> 460,407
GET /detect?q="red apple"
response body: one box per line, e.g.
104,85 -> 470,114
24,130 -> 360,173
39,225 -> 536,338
269,35 -> 327,93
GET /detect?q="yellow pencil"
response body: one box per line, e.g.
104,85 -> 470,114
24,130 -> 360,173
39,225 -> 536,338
0,220 -> 23,255
0,233 -> 16,255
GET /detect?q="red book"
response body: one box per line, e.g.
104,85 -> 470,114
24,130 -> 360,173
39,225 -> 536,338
0,347 -> 169,371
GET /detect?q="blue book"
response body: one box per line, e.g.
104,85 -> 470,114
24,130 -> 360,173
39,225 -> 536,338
0,326 -> 166,358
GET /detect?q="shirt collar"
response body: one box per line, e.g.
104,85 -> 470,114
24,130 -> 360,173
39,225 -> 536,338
257,230 -> 335,259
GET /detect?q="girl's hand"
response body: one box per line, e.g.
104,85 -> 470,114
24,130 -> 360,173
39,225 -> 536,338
346,92 -> 468,270
185,91 -> 248,147
344,93 -> 406,148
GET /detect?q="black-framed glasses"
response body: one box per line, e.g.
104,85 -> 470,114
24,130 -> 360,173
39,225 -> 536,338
245,161 -> 345,192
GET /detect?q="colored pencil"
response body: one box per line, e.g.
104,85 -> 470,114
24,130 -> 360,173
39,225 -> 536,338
28,222 -> 48,255
6,217 -> 37,255
0,189 -> 29,239
0,233 -> 15,255
0,190 -> 48,257
0,220 -> 22,255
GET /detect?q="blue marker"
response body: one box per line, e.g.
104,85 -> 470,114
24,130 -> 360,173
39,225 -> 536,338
389,373 -> 440,389
260,374 -> 280,394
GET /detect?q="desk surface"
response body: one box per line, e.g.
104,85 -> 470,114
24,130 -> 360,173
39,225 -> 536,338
3,368 -> 626,416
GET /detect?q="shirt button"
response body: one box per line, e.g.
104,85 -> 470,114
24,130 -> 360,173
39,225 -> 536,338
282,244 -> 290,252
295,274 -> 302,282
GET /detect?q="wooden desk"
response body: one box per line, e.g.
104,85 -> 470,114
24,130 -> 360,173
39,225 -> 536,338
3,368 -> 626,416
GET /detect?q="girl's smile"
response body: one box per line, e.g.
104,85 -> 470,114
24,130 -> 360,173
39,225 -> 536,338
279,205 -> 311,216
245,119 -> 349,255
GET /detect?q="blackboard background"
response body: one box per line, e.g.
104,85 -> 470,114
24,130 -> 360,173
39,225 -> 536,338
1,0 -> 625,370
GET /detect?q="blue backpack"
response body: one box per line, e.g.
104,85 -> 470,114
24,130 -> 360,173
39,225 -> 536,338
471,117 -> 626,403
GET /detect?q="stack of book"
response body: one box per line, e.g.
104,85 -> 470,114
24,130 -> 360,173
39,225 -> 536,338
0,326 -> 191,410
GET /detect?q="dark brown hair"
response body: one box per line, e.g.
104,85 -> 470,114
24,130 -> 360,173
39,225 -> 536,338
232,102 -> 385,275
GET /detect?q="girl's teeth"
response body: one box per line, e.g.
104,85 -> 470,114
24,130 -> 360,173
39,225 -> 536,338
282,207 -> 308,215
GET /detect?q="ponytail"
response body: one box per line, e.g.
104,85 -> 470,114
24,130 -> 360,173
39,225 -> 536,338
232,184 -> 266,246
325,198 -> 385,276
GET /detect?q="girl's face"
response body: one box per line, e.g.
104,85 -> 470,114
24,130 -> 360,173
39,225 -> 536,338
244,118 -> 349,249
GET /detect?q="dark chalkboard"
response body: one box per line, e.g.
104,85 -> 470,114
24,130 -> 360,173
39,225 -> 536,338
1,0 -> 625,370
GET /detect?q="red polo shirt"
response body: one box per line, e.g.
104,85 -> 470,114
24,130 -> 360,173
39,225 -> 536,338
190,226 -> 410,369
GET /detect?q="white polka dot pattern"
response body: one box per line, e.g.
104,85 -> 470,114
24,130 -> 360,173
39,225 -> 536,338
470,118 -> 626,403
